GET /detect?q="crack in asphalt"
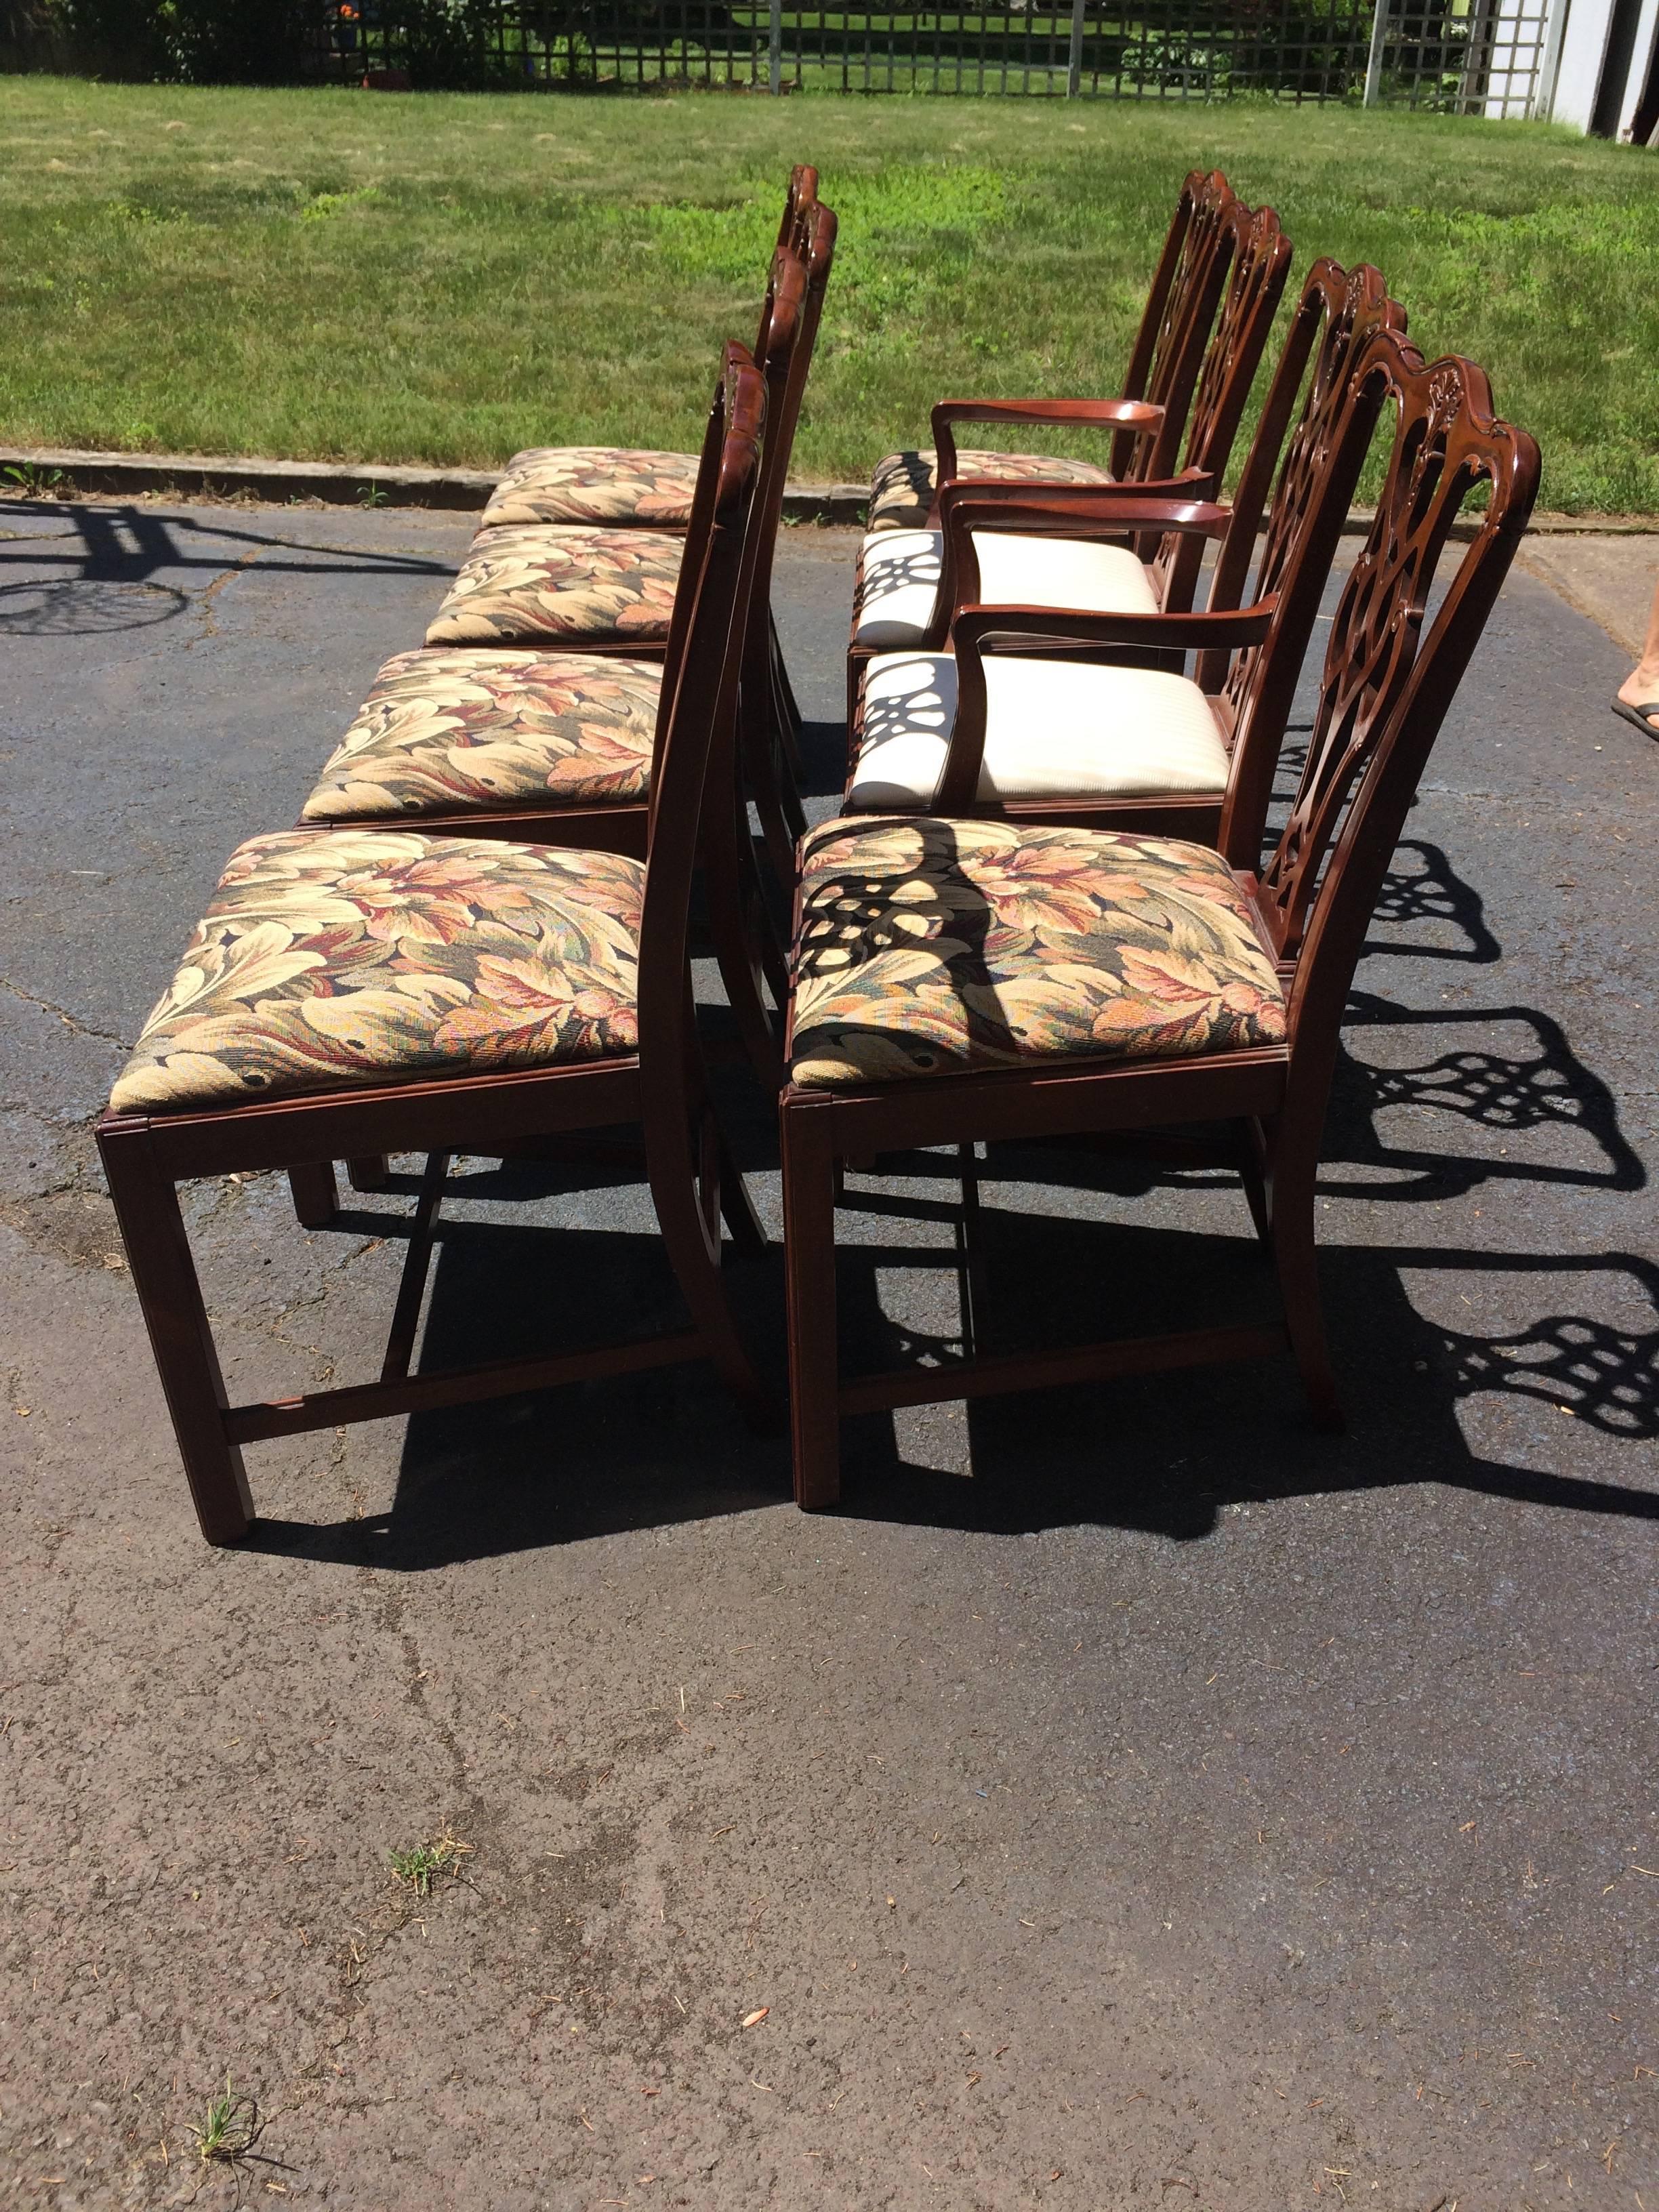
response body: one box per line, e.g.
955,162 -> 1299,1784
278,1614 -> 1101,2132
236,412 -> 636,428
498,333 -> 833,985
0,974 -> 131,1050
182,542 -> 265,650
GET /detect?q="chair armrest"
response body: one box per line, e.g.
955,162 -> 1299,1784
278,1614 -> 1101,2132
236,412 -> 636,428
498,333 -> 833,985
941,493 -> 1231,541
933,466 -> 1216,523
931,396 -> 1165,482
951,598 -> 1276,658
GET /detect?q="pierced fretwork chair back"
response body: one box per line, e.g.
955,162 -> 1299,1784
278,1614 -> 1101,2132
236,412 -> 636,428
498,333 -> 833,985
749,167 -> 817,377
1206,266 -> 1410,865
1141,200 -> 1292,609
1200,259 -> 1408,693
1259,341 -> 1539,1065
748,197 -> 837,640
640,334 -> 772,806
658,241 -> 806,712
1115,169 -> 1241,487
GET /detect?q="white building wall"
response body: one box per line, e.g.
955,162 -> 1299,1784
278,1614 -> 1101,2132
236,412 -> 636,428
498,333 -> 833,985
1549,0 -> 1620,124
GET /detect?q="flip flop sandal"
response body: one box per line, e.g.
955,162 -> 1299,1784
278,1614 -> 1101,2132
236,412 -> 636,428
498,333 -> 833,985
1610,697 -> 1659,739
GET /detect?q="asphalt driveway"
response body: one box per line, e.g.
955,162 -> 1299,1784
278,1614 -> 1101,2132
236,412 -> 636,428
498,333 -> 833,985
1,499 -> 1655,2210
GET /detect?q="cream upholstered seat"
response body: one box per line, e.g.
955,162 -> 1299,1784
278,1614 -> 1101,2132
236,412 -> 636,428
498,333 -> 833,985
848,652 -> 1231,811
852,527 -> 1158,651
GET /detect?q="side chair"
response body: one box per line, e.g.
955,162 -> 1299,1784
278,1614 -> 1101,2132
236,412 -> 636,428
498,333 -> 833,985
844,262 -> 1407,866
424,201 -> 836,672
864,168 -> 1237,535
98,351 -> 773,1548
778,333 -> 1540,1508
473,164 -> 817,533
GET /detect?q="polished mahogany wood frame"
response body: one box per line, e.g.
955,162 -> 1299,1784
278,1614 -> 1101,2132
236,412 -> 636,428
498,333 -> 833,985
782,335 -> 1540,1509
846,262 -> 1408,864
99,354 -> 775,1547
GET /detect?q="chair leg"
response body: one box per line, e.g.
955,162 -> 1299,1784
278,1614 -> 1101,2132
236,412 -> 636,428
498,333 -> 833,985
288,1160 -> 337,1229
780,1091 -> 841,1508
644,1101 -> 778,1434
347,1155 -> 392,1193
1266,1135 -> 1344,1433
98,1122 -> 255,1545
717,1128 -> 769,1261
1235,1118 -> 1271,1249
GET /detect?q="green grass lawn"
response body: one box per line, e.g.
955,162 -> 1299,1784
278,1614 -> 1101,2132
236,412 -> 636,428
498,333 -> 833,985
0,76 -> 1654,510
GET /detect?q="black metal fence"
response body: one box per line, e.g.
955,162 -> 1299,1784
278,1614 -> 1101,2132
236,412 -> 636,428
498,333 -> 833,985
319,0 -> 1549,108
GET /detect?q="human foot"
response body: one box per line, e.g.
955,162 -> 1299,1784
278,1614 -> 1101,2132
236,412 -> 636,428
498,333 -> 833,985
1614,667 -> 1659,734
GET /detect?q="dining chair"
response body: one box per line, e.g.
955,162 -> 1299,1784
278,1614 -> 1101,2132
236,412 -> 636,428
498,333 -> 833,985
863,168 -> 1237,536
843,262 -> 1408,869
848,199 -> 1291,678
778,333 -> 1539,1508
473,165 -> 817,533
98,350 -> 773,1548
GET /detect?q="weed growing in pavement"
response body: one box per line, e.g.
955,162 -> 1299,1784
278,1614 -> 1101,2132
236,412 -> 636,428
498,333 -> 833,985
387,1827 -> 475,1898
186,2075 -> 278,2187
3,462 -> 66,497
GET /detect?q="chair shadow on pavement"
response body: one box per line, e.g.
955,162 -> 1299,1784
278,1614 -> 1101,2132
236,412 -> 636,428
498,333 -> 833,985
244,836 -> 1657,1569
0,498 -> 456,636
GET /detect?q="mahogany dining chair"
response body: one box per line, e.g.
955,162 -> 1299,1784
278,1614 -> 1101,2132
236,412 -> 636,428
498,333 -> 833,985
778,332 -> 1539,1508
98,350 -> 773,1547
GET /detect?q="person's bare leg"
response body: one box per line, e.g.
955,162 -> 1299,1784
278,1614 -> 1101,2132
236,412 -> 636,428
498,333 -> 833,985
1616,571 -> 1659,731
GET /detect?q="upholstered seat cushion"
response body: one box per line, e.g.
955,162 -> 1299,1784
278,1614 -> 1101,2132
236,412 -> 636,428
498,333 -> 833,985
110,829 -> 644,1115
868,447 -> 1120,533
853,527 -> 1158,651
426,526 -> 683,649
302,649 -> 661,821
789,816 -> 1285,1088
479,447 -> 701,531
849,653 -> 1230,810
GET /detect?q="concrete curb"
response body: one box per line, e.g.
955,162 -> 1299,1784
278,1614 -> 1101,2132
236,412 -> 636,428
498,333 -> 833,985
0,444 -> 1654,536
0,444 -> 873,523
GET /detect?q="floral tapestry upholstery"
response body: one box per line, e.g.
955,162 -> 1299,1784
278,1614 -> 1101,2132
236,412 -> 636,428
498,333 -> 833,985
110,829 -> 644,1115
789,816 -> 1286,1088
426,527 -> 684,649
867,447 -> 1120,533
302,649 -> 661,821
479,447 -> 702,531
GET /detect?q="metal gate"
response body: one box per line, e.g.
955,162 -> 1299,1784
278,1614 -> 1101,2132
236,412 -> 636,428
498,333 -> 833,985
323,0 -> 1553,110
